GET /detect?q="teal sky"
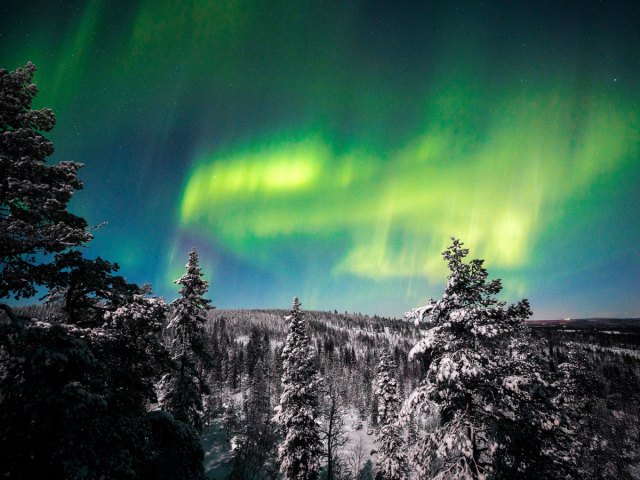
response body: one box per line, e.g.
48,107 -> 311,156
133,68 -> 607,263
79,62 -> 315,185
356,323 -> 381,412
2,0 -> 639,318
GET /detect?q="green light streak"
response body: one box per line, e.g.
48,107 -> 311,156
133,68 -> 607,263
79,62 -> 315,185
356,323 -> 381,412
182,137 -> 327,217
129,0 -> 252,82
179,85 -> 639,283
50,0 -> 103,106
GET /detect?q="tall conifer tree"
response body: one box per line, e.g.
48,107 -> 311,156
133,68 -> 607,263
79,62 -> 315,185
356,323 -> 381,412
0,64 -> 204,480
275,297 -> 322,479
404,238 -> 563,479
160,248 -> 212,431
0,63 -> 91,304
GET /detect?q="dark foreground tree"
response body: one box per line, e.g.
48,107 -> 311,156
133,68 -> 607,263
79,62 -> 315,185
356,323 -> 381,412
0,63 -> 91,301
142,411 -> 206,480
0,64 -> 204,480
159,248 -> 213,431
275,297 -> 323,479
403,238 -> 567,479
0,289 -> 185,480
43,250 -> 138,325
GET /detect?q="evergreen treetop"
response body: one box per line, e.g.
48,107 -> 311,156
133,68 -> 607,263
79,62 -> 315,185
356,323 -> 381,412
160,248 -> 213,431
169,247 -> 212,358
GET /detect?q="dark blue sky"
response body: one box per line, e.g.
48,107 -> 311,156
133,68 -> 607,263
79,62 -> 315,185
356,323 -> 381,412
2,0 -> 639,317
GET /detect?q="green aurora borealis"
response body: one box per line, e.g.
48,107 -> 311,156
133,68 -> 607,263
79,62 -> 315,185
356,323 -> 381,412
2,0 -> 639,317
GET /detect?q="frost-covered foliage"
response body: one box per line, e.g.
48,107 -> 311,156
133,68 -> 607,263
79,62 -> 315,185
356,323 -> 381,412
101,292 -> 171,406
404,238 -> 565,479
552,342 -> 638,479
0,63 -> 91,300
275,297 -> 323,479
159,248 -> 213,431
169,248 -> 212,355
375,349 -> 408,479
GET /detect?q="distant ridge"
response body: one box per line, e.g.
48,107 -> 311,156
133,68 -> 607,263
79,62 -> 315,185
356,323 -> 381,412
527,317 -> 640,332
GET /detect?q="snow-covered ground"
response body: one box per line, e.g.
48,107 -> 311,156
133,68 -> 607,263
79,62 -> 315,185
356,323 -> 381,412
341,409 -> 378,468
201,409 -> 381,479
201,420 -> 235,479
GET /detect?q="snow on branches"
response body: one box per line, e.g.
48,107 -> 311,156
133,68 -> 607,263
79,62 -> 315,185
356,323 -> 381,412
275,297 -> 323,480
403,238 -> 566,479
375,349 -> 409,479
1,63 -> 91,299
160,248 -> 213,432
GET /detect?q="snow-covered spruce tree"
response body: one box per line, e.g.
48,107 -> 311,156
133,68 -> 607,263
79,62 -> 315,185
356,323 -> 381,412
0,63 -> 91,302
375,349 -> 408,480
275,297 -> 323,480
403,238 -> 563,480
159,248 -> 213,431
104,291 -> 206,480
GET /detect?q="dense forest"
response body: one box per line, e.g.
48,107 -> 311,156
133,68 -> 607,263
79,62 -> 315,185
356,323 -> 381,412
2,64 -> 640,479
192,303 -> 640,479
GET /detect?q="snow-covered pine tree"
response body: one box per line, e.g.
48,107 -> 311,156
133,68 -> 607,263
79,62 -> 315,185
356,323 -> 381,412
160,248 -> 213,431
403,238 -> 562,479
0,63 -> 91,302
99,290 -> 209,480
375,349 -> 409,480
275,297 -> 323,480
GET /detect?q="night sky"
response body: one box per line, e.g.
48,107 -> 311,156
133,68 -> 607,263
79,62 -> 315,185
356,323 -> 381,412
2,0 -> 639,318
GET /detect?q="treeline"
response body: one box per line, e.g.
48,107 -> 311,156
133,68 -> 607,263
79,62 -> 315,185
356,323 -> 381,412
532,328 -> 640,478
200,308 -> 423,423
